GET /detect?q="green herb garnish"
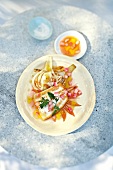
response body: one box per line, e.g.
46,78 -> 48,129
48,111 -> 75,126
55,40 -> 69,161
52,105 -> 60,115
48,92 -> 59,102
48,92 -> 55,99
39,97 -> 49,108
55,98 -> 59,102
39,92 -> 59,110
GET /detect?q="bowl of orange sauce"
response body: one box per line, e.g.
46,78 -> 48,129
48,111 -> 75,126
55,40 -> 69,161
54,30 -> 87,59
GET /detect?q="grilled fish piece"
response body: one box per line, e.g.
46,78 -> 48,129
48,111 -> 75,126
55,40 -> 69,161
34,84 -> 68,120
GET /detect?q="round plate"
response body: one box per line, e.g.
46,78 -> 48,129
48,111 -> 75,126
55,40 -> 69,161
54,30 -> 87,59
28,17 -> 53,40
16,54 -> 95,136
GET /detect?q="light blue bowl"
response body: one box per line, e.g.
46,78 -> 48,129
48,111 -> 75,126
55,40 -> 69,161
28,17 -> 53,40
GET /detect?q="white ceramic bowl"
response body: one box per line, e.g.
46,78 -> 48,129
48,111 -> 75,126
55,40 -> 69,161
54,30 -> 87,59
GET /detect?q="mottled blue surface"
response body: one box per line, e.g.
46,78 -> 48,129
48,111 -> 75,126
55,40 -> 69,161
0,6 -> 113,168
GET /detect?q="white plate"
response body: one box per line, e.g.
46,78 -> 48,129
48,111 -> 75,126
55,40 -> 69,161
16,54 -> 95,136
54,30 -> 87,59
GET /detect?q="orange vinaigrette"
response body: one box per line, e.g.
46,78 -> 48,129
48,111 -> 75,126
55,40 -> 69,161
60,36 -> 81,57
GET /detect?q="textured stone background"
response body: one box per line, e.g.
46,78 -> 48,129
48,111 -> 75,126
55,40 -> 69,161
0,6 -> 113,168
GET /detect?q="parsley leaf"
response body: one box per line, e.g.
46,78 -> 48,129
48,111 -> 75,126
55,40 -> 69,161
48,92 -> 55,99
39,97 -> 49,108
52,105 -> 60,115
55,98 -> 59,102
54,105 -> 60,110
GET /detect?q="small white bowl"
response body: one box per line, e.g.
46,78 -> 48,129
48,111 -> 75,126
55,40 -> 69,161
28,17 -> 53,40
54,30 -> 87,59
